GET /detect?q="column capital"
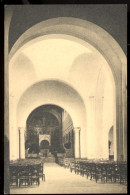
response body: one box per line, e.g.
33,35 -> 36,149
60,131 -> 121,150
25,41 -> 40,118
89,96 -> 95,99
74,127 -> 81,132
89,95 -> 104,99
18,127 -> 26,132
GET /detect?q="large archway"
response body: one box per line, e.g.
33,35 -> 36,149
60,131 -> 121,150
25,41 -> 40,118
25,104 -> 75,160
10,79 -> 86,160
8,17 -> 127,161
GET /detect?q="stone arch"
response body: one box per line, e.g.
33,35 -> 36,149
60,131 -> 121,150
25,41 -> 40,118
39,137 -> 50,146
9,17 -> 127,161
16,79 -> 86,129
26,106 -> 61,128
9,17 -> 126,81
14,80 -> 86,159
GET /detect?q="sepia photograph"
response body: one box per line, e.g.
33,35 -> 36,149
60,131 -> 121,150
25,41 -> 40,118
4,3 -> 127,194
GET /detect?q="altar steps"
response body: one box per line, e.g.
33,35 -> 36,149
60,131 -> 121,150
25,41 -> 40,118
40,156 -> 56,163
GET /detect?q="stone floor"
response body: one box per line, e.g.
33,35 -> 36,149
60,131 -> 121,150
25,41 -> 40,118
10,163 -> 127,194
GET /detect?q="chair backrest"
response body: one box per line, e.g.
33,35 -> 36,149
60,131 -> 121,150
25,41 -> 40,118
18,165 -> 29,176
38,163 -> 43,173
29,164 -> 39,176
96,163 -> 102,172
90,163 -> 96,172
9,165 -> 18,176
119,163 -> 127,175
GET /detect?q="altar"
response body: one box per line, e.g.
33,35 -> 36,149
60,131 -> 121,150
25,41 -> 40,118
39,134 -> 51,157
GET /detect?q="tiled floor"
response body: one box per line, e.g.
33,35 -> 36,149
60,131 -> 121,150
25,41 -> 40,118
10,163 -> 127,194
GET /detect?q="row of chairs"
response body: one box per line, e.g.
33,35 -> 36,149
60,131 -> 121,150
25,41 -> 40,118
10,163 -> 45,187
66,160 -> 127,184
63,158 -> 75,168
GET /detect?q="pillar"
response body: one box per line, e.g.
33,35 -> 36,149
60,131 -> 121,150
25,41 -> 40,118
10,94 -> 19,160
115,63 -> 127,162
74,127 -> 81,158
95,96 -> 105,159
4,6 -> 15,194
87,96 -> 106,159
122,63 -> 127,161
19,127 -> 25,159
59,112 -> 63,150
86,96 -> 96,159
116,75 -> 124,161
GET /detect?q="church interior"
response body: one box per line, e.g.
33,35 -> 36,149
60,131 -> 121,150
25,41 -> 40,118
4,4 -> 127,194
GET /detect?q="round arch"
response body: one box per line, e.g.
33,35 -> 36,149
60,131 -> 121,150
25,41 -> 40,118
15,79 -> 86,159
9,17 -> 127,161
26,105 -> 61,126
16,79 -> 86,129
25,103 -> 75,158
9,17 -> 126,80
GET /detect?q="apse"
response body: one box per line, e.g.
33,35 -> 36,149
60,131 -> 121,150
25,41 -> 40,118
25,104 -> 74,159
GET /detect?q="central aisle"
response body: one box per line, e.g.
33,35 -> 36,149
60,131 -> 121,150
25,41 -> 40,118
10,163 -> 127,194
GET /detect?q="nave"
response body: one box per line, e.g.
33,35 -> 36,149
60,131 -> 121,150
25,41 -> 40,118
10,163 -> 127,194
5,6 -> 127,194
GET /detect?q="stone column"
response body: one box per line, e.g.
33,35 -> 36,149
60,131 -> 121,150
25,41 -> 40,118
59,113 -> 63,151
19,127 -> 25,159
86,96 -> 96,159
87,96 -> 105,159
116,75 -> 124,161
74,127 -> 81,158
122,64 -> 127,161
4,7 -> 15,194
10,95 -> 19,160
94,96 -> 104,159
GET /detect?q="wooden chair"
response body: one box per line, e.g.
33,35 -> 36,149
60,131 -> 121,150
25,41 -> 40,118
64,159 -> 70,169
29,164 -> 40,186
119,162 -> 127,184
113,162 -> 121,183
95,163 -> 102,183
79,162 -> 86,176
70,161 -> 75,173
85,163 -> 91,179
90,163 -> 96,181
9,165 -> 19,187
95,163 -> 106,183
38,163 -> 45,181
18,165 -> 30,187
75,161 -> 81,174
105,163 -> 115,183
